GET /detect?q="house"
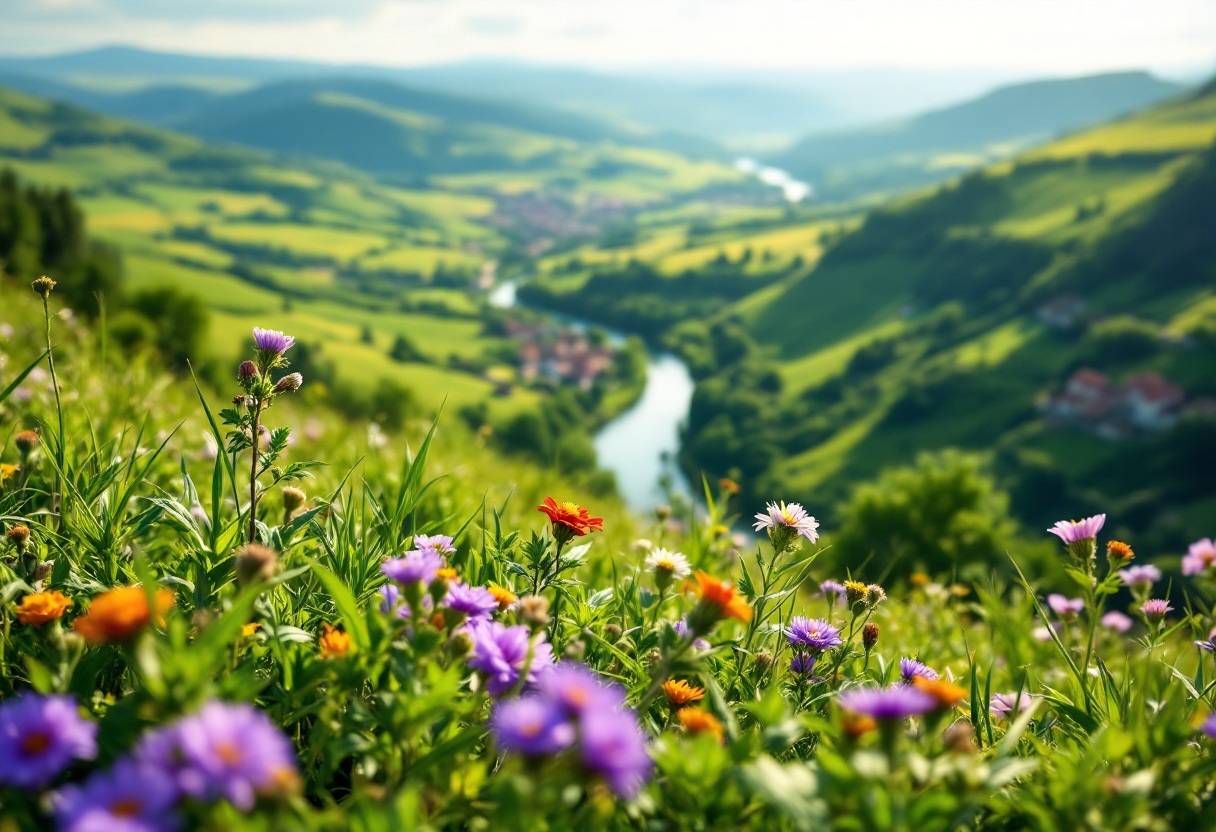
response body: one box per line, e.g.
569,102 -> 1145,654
1042,368 -> 1186,438
1037,295 -> 1087,331
1120,372 -> 1185,431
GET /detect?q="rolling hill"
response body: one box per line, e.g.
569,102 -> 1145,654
769,71 -> 1185,200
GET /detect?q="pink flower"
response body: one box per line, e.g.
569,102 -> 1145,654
1047,514 -> 1105,545
1183,538 -> 1216,576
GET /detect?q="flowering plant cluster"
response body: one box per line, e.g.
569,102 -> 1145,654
2,291 -> 1216,830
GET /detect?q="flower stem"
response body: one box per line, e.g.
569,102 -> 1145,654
249,400 -> 263,544
41,297 -> 64,527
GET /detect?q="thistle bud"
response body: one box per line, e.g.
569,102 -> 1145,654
517,595 -> 550,630
31,276 -> 56,298
943,720 -> 978,754
449,631 -> 474,657
234,543 -> 279,586
844,580 -> 867,606
274,373 -> 303,394
6,525 -> 30,556
14,430 -> 39,456
238,360 -> 258,383
33,560 -> 54,583
603,622 -> 623,642
862,622 -> 879,652
282,486 -> 306,523
654,504 -> 672,523
753,651 -> 776,672
865,584 -> 887,607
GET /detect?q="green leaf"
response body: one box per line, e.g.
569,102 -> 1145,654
0,348 -> 49,404
307,558 -> 370,649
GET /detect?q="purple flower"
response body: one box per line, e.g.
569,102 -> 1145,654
1117,565 -> 1161,588
414,534 -> 455,554
1033,624 -> 1060,642
151,702 -> 298,810
673,618 -> 711,650
577,707 -> 652,798
989,692 -> 1034,720
837,686 -> 937,720
753,501 -> 819,543
1195,627 -> 1216,652
1047,594 -> 1085,619
467,621 -> 555,697
819,580 -> 846,598
0,693 -> 97,788
1102,611 -> 1134,633
1047,514 -> 1105,544
52,758 -> 179,832
1140,598 -> 1172,623
442,582 -> 498,624
899,658 -> 939,683
251,327 -> 294,354
789,653 -> 816,675
536,662 -> 625,716
378,584 -> 400,613
382,549 -> 445,586
786,617 -> 843,652
1183,538 -> 1216,576
1203,713 -> 1216,738
490,697 -> 575,757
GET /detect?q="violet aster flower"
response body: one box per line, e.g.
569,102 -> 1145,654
1203,713 -> 1216,738
789,653 -> 816,675
752,501 -> 819,543
1140,598 -> 1172,624
378,584 -> 400,614
1117,565 -> 1161,588
819,580 -> 846,598
536,662 -> 625,716
467,621 -> 555,696
170,702 -> 298,810
251,327 -> 294,354
382,549 -> 445,586
989,692 -> 1034,720
442,582 -> 498,624
1047,594 -> 1084,620
414,533 -> 456,555
1047,514 -> 1105,544
577,707 -> 653,798
1183,538 -> 1216,576
837,686 -> 937,720
52,758 -> 180,832
673,618 -> 711,650
899,658 -> 939,683
1102,611 -> 1134,633
0,693 -> 97,788
490,697 -> 575,757
786,617 -> 843,652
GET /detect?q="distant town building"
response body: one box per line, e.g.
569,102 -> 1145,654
1041,367 -> 1186,439
1037,294 -> 1087,331
505,320 -> 615,390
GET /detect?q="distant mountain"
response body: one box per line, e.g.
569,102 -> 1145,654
770,71 -> 1186,200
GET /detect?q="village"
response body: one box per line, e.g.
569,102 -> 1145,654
502,319 -> 616,392
1040,366 -> 1214,440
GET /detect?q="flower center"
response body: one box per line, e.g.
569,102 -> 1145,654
520,720 -> 542,738
567,688 -> 590,706
21,732 -> 50,755
215,740 -> 243,765
110,799 -> 142,817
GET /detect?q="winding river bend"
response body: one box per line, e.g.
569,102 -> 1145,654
489,281 -> 694,512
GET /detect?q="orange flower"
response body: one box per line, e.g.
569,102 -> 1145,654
909,572 -> 930,587
537,497 -> 603,539
487,583 -> 517,610
718,478 -> 740,495
683,571 -> 752,623
912,675 -> 968,708
677,708 -> 724,743
662,679 -> 705,706
842,712 -> 877,738
15,591 -> 71,625
1107,540 -> 1134,561
318,623 -> 352,658
72,586 -> 175,644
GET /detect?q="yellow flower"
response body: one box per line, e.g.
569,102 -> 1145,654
487,583 -> 517,610
0,463 -> 20,483
242,622 -> 262,638
435,567 -> 458,581
318,623 -> 352,658
677,708 -> 724,743
662,679 -> 705,706
15,591 -> 72,625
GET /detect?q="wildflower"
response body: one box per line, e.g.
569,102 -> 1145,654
238,360 -> 258,382
0,463 -> 20,484
1047,594 -> 1084,621
683,571 -> 752,636
31,275 -> 57,298
1102,611 -> 1134,633
144,701 -> 299,810
790,653 -> 816,675
719,477 -> 740,494
842,712 -> 877,738
490,697 -> 575,757
752,501 -> 819,552
0,693 -> 97,788
654,504 -> 672,522
242,623 -> 261,638
252,327 -> 295,355
538,663 -> 625,715
672,618 -> 711,650
837,686 -> 938,720
677,708 -> 724,743
989,692 -> 1034,720
911,675 -> 968,708
281,486 -> 306,520
1140,598 -> 1172,625
487,583 -> 517,610
661,679 -> 705,707
1032,625 -> 1058,642
786,617 -> 843,652
862,622 -> 880,652
51,757 -> 179,832
1203,713 -> 1216,738
72,586 -> 175,644
632,538 -> 653,553
7,524 -> 30,556
819,579 -> 846,598
414,533 -> 456,555
577,706 -> 652,798
442,582 -> 498,625
844,580 -> 868,605
517,595 -> 551,629
1182,538 -> 1216,576
14,430 -> 38,455
382,548 -> 445,586
1048,514 -> 1106,564
644,548 -> 691,590
537,497 -> 603,543
234,543 -> 278,586
273,373 -> 302,393
865,584 -> 887,607
15,590 -> 71,625
899,658 -> 939,683
1106,540 -> 1134,565
318,623 -> 351,658
910,572 -> 931,586
1117,564 -> 1160,589
467,621 -> 555,696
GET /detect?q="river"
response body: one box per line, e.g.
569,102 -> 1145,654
489,280 -> 694,512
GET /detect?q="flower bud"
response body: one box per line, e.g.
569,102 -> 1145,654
238,360 -> 258,383
865,584 -> 887,607
449,631 -> 474,657
943,720 -> 978,754
517,595 -> 550,630
282,486 -> 306,521
7,525 -> 30,556
564,639 -> 586,660
274,373 -> 303,394
235,543 -> 279,586
14,430 -> 39,455
33,560 -> 54,583
603,622 -> 623,642
654,504 -> 672,523
31,276 -> 56,298
753,651 -> 776,672
862,622 -> 879,652
844,580 -> 867,606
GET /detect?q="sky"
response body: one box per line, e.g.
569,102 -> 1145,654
3,0 -> 1215,78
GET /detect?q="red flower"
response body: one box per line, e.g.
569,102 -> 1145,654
538,497 -> 603,538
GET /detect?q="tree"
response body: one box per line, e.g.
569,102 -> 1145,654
389,334 -> 424,364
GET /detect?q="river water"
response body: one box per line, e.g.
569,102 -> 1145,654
489,280 -> 694,512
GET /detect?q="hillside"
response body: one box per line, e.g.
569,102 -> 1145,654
770,72 -> 1185,200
